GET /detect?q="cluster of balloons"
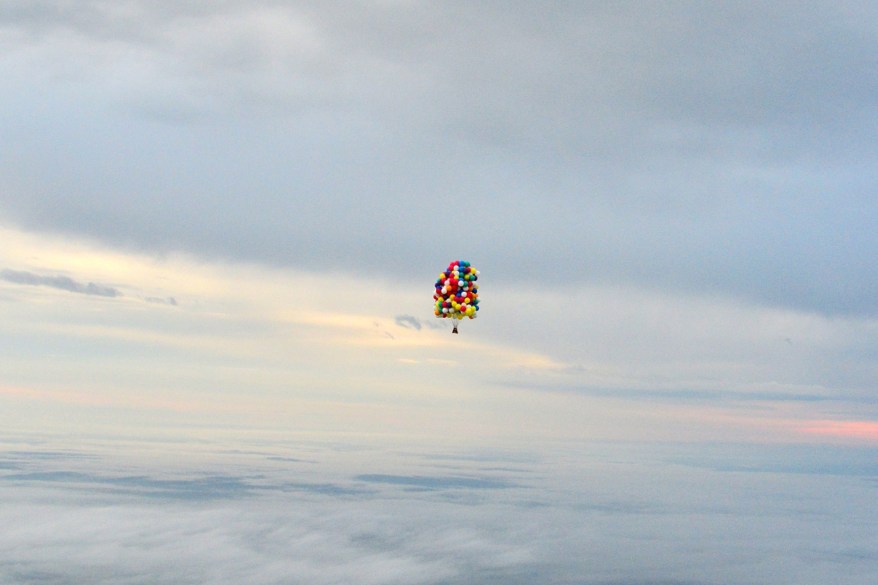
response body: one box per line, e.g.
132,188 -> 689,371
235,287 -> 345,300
433,260 -> 479,333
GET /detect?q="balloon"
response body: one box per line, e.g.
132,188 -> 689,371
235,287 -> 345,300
433,259 -> 481,334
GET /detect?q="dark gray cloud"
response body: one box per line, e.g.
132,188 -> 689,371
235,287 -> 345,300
395,315 -> 447,331
0,269 -> 120,297
0,470 -> 376,500
145,295 -> 178,306
394,315 -> 422,330
4,470 -> 254,498
1,1 -> 876,316
355,474 -> 517,491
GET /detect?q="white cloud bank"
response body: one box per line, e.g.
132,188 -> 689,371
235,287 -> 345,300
1,438 -> 877,585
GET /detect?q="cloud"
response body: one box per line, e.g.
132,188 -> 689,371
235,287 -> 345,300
0,446 -> 539,585
505,382 -> 834,405
0,470 -> 376,501
3,438 -> 878,585
799,420 -> 878,442
354,474 -> 517,491
0,2 -> 876,316
145,295 -> 178,306
395,315 -> 447,331
393,315 -> 426,331
0,269 -> 120,297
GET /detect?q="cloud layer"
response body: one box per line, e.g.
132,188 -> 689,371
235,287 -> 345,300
1,1 -> 877,315
1,437 -> 877,585
0,269 -> 120,297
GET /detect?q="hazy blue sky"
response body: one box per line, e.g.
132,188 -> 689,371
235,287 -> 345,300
1,1 -> 877,583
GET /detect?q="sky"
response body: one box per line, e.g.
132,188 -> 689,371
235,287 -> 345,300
1,1 -> 877,583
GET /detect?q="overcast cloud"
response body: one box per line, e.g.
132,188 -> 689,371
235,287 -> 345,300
2,1 -> 876,315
